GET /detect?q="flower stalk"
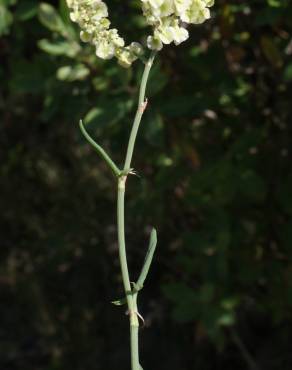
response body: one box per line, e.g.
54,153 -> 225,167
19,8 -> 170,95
117,51 -> 156,370
80,52 -> 157,370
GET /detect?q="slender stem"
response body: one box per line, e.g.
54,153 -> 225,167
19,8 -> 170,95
124,52 -> 156,171
117,177 -> 132,300
130,321 -> 139,370
231,329 -> 260,370
116,52 -> 156,370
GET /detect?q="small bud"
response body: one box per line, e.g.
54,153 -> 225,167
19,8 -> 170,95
129,42 -> 144,57
80,31 -> 91,43
147,36 -> 163,51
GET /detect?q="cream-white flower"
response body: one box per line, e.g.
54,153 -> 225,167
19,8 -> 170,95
66,0 -> 143,67
170,21 -> 189,45
142,0 -> 214,49
66,0 -> 214,65
95,38 -> 115,59
155,20 -> 175,44
174,0 -> 192,14
159,0 -> 175,17
148,0 -> 164,8
129,42 -> 144,57
180,0 -> 211,23
147,35 -> 163,51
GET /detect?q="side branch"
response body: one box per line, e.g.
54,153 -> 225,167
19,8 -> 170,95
135,228 -> 157,292
79,120 -> 121,177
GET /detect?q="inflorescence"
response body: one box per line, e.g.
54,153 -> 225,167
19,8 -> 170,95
66,0 -> 214,67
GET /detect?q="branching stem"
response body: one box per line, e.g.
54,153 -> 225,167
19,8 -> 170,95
117,52 -> 156,370
80,51 -> 157,370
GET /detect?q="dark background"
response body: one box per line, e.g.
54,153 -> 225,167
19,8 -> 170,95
1,0 -> 292,369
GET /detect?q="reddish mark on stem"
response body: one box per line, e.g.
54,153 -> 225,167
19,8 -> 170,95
140,99 -> 148,114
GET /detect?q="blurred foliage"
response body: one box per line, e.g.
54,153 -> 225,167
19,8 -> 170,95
1,0 -> 292,369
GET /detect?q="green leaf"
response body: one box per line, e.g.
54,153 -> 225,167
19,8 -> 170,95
38,3 -> 66,35
135,228 -> 157,291
59,0 -> 76,39
92,76 -> 109,92
84,98 -> 134,129
15,1 -> 38,21
56,64 -> 90,82
38,39 -> 79,57
217,312 -> 235,327
0,4 -> 13,35
267,0 -> 282,7
84,108 -> 104,126
111,298 -> 127,306
221,297 -> 239,311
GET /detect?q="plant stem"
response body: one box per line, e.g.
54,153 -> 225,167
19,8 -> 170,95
124,52 -> 156,171
116,52 -> 156,370
117,177 -> 132,301
231,329 -> 260,370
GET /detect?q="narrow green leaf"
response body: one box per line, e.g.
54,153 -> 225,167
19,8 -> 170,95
136,228 -> 157,291
111,298 -> 127,306
38,39 -> 78,57
0,4 -> 13,35
79,120 -> 121,177
57,64 -> 89,81
15,1 -> 38,21
38,3 -> 66,35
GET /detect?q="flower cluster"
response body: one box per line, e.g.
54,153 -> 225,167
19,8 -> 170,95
143,0 -> 214,50
66,0 -> 214,66
66,0 -> 143,67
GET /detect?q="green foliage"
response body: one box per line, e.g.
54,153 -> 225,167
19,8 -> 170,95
1,0 -> 292,369
0,0 -> 15,35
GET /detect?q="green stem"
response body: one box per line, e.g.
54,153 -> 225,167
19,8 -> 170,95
117,178 -> 132,300
117,176 -> 139,369
116,52 -> 156,370
123,52 -> 156,171
231,329 -> 260,370
130,317 -> 139,370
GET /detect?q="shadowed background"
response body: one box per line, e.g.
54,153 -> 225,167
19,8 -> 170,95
1,0 -> 292,369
